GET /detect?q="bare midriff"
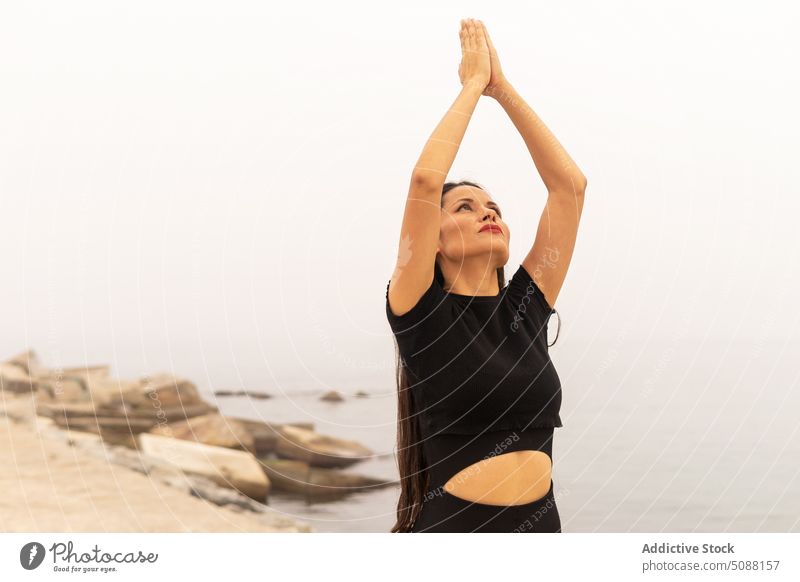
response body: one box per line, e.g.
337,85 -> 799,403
442,449 -> 552,506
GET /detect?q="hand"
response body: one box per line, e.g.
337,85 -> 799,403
458,18 -> 491,92
478,21 -> 507,97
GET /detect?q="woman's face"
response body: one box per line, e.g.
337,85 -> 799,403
438,185 -> 510,265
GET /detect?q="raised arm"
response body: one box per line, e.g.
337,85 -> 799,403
479,21 -> 587,310
388,19 -> 490,316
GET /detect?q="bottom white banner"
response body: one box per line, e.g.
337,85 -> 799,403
1,533 -> 797,581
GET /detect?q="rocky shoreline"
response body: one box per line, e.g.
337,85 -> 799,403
0,349 -> 395,532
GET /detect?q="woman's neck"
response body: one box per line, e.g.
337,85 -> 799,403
439,259 -> 501,296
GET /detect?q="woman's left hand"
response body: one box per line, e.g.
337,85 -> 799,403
478,21 -> 507,96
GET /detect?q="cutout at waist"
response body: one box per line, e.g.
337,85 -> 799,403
421,426 -> 555,498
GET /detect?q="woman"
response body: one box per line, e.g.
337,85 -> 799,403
385,19 -> 586,533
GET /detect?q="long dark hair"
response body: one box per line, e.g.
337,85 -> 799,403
389,179 -> 560,532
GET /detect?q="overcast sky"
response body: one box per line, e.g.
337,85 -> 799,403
1,0 -> 798,393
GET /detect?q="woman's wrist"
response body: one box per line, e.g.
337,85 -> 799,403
461,79 -> 488,96
484,78 -> 513,100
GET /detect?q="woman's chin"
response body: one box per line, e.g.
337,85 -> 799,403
478,239 -> 509,253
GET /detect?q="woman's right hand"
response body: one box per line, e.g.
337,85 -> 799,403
458,18 -> 491,91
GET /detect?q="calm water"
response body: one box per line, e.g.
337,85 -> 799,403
212,339 -> 800,532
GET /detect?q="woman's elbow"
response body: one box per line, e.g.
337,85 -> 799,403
575,173 -> 587,194
559,174 -> 587,196
410,171 -> 442,193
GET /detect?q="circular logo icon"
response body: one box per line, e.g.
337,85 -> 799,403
20,542 -> 46,570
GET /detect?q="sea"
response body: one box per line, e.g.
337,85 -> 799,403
210,338 -> 800,533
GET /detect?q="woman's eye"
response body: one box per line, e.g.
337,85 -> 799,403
457,202 -> 501,218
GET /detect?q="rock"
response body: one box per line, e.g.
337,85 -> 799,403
34,374 -> 92,402
274,425 -> 373,468
56,431 -> 310,531
227,418 -> 279,454
34,365 -> 111,399
47,412 -> 151,448
64,429 -> 104,448
51,414 -> 154,432
213,389 -> 245,397
0,363 -> 35,394
2,351 -> 110,396
129,402 -> 217,423
57,364 -> 110,377
36,401 -> 101,419
258,459 -> 310,494
162,472 -> 310,531
45,372 -> 208,412
150,413 -> 256,454
248,420 -> 314,454
4,349 -> 48,377
354,390 -> 369,398
259,458 -> 396,499
177,474 -> 272,510
319,390 -> 344,402
95,372 -> 205,410
213,389 -> 271,399
33,368 -> 217,428
219,418 -> 317,456
138,433 -> 271,500
35,365 -> 110,381
35,395 -> 216,432
245,390 -> 271,400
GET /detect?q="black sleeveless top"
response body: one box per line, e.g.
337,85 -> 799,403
385,263 -> 563,440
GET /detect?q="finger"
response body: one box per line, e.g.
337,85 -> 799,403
484,25 -> 496,54
459,20 -> 466,53
486,32 -> 497,54
466,18 -> 475,52
476,20 -> 489,52
478,20 -> 489,45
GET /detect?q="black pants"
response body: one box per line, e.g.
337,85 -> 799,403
410,478 -> 562,533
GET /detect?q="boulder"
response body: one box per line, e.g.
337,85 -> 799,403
32,364 -> 111,403
259,458 -> 395,499
150,413 -> 256,454
35,375 -> 91,402
56,364 -> 110,377
138,432 -> 270,500
47,411 -> 151,448
36,401 -> 103,419
4,349 -> 48,377
0,363 -> 35,394
213,389 -> 271,399
224,418 -> 315,456
126,401 -> 217,423
213,389 -> 245,397
95,372 -> 205,410
36,398 -> 215,425
2,350 -> 110,396
35,375 -> 217,449
274,425 -> 373,468
319,390 -> 344,402
73,373 -> 216,422
51,414 -> 153,433
245,390 -> 271,400
227,417 -> 279,455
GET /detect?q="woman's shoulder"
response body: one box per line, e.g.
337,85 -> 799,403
503,263 -> 556,320
385,273 -> 449,334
